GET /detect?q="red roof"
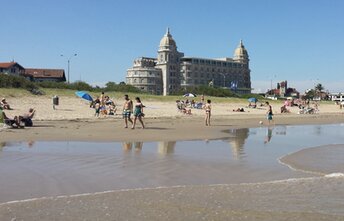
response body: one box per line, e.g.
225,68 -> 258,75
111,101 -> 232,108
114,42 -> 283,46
0,62 -> 24,69
25,68 -> 65,79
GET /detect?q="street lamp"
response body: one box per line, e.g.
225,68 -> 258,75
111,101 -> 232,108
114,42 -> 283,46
61,53 -> 77,83
219,73 -> 226,88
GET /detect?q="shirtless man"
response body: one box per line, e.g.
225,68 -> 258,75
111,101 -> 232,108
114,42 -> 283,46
122,94 -> 133,128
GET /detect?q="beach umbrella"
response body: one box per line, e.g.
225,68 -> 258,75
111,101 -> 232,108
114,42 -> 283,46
183,93 -> 197,98
248,97 -> 258,103
75,91 -> 93,102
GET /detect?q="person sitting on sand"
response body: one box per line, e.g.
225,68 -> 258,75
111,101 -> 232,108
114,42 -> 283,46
0,107 -> 21,128
20,108 -> 35,126
123,94 -> 133,128
0,98 -> 11,110
280,105 -> 290,114
132,97 -> 145,129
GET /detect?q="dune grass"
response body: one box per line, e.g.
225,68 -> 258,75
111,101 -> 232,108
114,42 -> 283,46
0,87 -> 280,104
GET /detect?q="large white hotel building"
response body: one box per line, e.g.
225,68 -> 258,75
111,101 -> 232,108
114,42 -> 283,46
126,29 -> 251,95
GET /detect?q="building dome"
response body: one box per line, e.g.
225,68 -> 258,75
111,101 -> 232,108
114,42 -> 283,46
233,40 -> 249,61
159,28 -> 176,48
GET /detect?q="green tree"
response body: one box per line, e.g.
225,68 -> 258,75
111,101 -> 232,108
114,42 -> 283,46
315,83 -> 324,93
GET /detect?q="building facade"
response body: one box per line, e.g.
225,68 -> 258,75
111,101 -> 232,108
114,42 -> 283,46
0,62 -> 25,76
24,68 -> 66,82
126,57 -> 163,94
126,29 -> 251,95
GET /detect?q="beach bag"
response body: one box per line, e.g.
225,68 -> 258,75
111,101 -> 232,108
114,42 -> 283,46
24,119 -> 33,127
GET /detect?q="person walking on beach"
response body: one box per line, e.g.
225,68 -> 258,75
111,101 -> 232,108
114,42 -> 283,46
204,99 -> 211,126
132,97 -> 145,129
266,101 -> 274,125
123,94 -> 133,128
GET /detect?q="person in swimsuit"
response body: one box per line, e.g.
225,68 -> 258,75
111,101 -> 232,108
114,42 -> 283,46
132,97 -> 145,129
204,99 -> 211,126
265,101 -> 274,125
122,94 -> 133,128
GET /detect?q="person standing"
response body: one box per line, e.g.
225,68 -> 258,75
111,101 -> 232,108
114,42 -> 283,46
123,94 -> 133,128
132,97 -> 145,129
201,94 -> 205,104
265,101 -> 274,125
204,99 -> 211,126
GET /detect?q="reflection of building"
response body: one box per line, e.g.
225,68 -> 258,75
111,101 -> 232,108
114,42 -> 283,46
127,28 -> 251,95
225,128 -> 249,158
158,141 -> 176,155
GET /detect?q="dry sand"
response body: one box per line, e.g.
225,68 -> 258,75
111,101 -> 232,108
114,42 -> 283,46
1,95 -> 344,142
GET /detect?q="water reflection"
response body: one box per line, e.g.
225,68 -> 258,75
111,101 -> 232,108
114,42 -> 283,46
223,128 -> 249,159
0,142 -> 6,151
122,142 -> 143,153
264,127 -> 274,144
158,141 -> 176,155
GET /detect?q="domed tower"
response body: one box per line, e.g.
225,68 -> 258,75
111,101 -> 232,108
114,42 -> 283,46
233,40 -> 249,64
156,28 -> 183,96
233,40 -> 251,91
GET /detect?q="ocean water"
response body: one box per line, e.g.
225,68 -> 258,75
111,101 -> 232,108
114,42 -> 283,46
0,124 -> 343,219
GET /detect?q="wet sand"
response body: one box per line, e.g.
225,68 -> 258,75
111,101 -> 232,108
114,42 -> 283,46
2,113 -> 344,143
280,144 -> 344,175
2,102 -> 344,220
0,176 -> 343,221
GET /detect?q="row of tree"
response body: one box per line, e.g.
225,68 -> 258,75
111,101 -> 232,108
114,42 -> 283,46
0,74 -> 141,94
0,74 -> 263,99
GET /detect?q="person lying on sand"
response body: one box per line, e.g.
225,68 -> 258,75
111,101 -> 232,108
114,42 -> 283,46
233,108 -> 245,112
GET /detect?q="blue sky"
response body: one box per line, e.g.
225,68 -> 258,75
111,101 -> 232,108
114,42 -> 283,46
1,0 -> 343,92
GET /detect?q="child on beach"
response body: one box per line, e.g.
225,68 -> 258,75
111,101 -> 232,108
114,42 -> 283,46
122,94 -> 133,128
266,101 -> 274,125
132,97 -> 145,129
204,99 -> 211,126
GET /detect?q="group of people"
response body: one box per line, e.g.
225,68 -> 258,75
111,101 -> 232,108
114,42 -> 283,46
122,94 -> 145,129
91,92 -> 117,117
0,100 -> 35,128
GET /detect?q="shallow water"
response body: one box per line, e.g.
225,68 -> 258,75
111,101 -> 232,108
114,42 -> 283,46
0,124 -> 344,204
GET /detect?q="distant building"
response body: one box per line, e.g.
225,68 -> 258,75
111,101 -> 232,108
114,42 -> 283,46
0,61 -> 66,83
0,62 -> 25,76
24,68 -> 66,82
267,80 -> 300,98
126,29 -> 251,95
126,57 -> 163,95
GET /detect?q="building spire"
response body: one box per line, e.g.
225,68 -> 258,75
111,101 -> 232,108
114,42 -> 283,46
165,27 -> 171,36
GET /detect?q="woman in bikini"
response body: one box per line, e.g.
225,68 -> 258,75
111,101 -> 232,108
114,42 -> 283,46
204,99 -> 211,126
132,97 -> 145,129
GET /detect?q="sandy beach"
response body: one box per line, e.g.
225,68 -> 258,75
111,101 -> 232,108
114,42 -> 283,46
1,95 -> 344,221
1,95 -> 344,142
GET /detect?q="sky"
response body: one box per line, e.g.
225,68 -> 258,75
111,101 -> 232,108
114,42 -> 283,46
1,0 -> 344,93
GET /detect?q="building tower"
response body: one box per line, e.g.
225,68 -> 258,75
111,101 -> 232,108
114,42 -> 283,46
233,40 -> 251,89
156,28 -> 183,96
